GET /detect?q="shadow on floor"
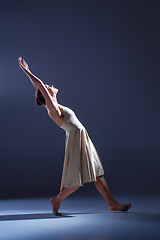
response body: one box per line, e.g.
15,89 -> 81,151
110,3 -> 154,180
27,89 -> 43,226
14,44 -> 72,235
0,212 -> 104,221
0,211 -> 160,223
0,213 -> 73,221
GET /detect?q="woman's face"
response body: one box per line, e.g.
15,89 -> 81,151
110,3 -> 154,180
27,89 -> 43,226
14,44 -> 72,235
45,84 -> 58,96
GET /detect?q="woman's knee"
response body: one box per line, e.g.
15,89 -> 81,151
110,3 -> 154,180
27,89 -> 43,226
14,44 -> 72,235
96,175 -> 104,180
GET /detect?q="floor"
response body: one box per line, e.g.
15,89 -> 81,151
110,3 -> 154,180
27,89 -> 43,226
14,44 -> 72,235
0,195 -> 160,240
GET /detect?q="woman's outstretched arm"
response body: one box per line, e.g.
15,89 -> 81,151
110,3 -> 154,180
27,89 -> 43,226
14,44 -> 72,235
18,57 -> 61,115
18,57 -> 38,90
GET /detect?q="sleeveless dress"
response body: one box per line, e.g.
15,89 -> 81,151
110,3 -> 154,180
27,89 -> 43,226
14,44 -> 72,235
60,105 -> 104,191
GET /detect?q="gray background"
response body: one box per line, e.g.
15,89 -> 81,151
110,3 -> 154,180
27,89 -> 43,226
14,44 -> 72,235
1,0 -> 159,198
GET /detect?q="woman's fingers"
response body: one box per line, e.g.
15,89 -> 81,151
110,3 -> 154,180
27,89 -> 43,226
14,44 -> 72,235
23,59 -> 29,68
18,57 -> 25,67
18,57 -> 22,65
18,57 -> 25,71
18,56 -> 22,62
22,59 -> 25,66
21,59 -> 27,69
18,57 -> 24,68
18,57 -> 30,73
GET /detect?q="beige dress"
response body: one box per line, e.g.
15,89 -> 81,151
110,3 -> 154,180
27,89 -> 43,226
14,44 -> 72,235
60,105 -> 104,192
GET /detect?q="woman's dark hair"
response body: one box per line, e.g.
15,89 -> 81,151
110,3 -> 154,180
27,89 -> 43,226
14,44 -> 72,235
35,88 -> 46,106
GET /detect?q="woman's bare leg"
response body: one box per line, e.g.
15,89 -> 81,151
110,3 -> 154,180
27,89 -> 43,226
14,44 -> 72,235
50,186 -> 80,216
94,175 -> 131,211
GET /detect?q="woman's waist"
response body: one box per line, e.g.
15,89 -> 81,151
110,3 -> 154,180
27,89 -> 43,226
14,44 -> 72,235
61,118 -> 84,132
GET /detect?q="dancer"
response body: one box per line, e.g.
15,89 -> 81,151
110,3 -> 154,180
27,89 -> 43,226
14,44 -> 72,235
18,57 -> 131,216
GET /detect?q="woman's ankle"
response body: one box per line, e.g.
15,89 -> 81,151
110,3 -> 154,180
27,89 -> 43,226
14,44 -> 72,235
108,198 -> 118,206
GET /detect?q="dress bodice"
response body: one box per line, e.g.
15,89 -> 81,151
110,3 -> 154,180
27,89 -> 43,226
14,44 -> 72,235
60,105 -> 84,132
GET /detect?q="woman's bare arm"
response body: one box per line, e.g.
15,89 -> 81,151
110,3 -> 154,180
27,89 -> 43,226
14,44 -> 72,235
18,57 -> 60,115
18,58 -> 38,90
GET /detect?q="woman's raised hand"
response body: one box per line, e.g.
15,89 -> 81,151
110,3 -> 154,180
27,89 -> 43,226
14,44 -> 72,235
18,57 -> 31,73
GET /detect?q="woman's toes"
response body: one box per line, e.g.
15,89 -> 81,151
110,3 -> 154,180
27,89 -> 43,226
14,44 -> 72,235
121,204 -> 129,211
56,212 -> 62,216
122,203 -> 131,211
128,203 -> 132,209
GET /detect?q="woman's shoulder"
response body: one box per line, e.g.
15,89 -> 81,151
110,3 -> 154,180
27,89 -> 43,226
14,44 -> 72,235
44,103 -> 64,122
58,104 -> 75,116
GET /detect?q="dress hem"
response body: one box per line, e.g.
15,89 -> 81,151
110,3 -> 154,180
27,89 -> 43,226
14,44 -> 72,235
60,173 -> 104,192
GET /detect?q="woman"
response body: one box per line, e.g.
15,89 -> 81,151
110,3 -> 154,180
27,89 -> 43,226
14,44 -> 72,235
18,57 -> 131,216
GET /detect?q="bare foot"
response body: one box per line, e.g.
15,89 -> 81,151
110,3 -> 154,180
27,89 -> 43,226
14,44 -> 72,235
50,196 -> 62,216
109,202 -> 132,211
